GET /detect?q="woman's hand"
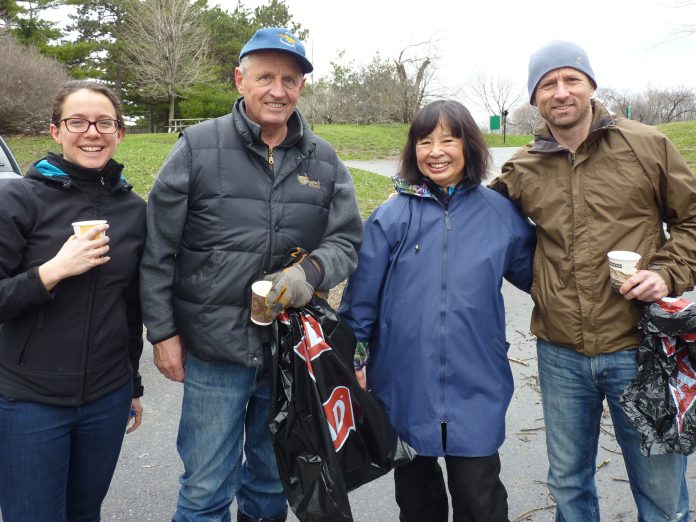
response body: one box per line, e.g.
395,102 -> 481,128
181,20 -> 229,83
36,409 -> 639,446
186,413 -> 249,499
127,398 -> 143,433
38,224 -> 110,291
355,368 -> 367,390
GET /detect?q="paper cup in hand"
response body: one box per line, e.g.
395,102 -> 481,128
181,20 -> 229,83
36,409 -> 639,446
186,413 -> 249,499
250,280 -> 274,326
72,220 -> 108,238
607,251 -> 641,290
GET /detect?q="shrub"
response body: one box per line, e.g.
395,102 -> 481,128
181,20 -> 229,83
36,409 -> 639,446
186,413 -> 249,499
0,33 -> 69,134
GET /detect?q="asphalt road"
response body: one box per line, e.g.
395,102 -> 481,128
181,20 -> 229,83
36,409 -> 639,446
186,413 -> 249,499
344,147 -> 520,180
100,150 -> 695,520
97,283 -> 696,522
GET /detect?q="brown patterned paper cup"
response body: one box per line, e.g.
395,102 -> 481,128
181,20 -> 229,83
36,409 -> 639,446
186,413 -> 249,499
72,220 -> 108,238
607,251 -> 641,291
250,280 -> 274,326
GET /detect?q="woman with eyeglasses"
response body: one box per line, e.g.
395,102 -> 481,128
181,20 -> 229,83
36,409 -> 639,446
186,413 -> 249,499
0,80 -> 146,521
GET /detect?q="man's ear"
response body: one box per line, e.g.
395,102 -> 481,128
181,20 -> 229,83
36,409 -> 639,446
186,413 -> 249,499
234,67 -> 244,94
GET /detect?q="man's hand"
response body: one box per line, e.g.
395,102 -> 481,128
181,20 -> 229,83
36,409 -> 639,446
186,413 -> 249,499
620,270 -> 668,302
153,335 -> 185,382
264,264 -> 313,316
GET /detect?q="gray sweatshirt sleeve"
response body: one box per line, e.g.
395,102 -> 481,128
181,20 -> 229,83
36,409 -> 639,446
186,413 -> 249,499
139,137 -> 191,343
311,158 -> 364,290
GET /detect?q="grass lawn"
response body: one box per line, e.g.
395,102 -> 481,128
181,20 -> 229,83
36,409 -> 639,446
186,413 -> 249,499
7,119 -> 696,218
5,132 -> 396,217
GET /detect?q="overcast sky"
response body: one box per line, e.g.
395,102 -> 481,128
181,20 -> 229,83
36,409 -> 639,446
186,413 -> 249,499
218,0 -> 696,121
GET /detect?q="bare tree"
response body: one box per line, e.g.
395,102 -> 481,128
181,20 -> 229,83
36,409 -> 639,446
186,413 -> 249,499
598,85 -> 696,124
508,104 -> 540,135
467,72 -> 524,123
0,32 -> 69,134
394,40 -> 437,123
119,0 -> 212,123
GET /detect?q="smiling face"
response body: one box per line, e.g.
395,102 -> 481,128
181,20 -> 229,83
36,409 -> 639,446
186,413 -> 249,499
49,88 -> 124,170
415,121 -> 466,188
234,51 -> 305,140
533,67 -> 595,131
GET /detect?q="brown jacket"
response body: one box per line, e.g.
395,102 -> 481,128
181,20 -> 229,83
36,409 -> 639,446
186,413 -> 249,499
490,100 -> 696,355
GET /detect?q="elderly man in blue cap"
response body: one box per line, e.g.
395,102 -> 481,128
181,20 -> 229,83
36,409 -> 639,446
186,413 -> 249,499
491,41 -> 696,522
140,28 -> 363,522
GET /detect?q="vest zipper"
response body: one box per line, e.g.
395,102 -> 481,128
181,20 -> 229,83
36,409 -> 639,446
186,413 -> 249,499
268,147 -> 274,166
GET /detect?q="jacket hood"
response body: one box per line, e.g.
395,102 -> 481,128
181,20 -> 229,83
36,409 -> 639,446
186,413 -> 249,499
27,156 -> 132,193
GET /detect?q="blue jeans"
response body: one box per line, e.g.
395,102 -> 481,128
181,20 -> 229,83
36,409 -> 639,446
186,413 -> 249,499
537,340 -> 690,522
173,350 -> 287,522
0,382 -> 132,522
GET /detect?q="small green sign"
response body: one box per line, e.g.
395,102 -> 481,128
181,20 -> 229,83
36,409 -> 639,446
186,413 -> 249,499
490,115 -> 501,131
625,106 -> 633,119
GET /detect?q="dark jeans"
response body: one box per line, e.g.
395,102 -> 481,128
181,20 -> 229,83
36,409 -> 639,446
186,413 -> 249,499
394,453 -> 509,522
0,383 -> 132,522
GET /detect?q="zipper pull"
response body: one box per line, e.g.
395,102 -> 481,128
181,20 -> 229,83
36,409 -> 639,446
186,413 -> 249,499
444,211 -> 452,230
100,176 -> 105,186
268,147 -> 274,166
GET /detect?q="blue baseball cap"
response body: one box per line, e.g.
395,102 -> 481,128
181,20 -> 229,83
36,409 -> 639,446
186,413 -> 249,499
239,27 -> 313,75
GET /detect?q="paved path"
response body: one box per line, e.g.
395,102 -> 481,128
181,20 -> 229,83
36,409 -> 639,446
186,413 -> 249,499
344,147 -> 520,180
97,284 -> 695,521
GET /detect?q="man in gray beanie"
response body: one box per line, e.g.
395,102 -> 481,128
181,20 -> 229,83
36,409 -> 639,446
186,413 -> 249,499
491,41 -> 696,521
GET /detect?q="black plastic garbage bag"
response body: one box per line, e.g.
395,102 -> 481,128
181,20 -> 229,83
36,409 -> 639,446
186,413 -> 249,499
620,297 -> 696,456
269,298 -> 414,522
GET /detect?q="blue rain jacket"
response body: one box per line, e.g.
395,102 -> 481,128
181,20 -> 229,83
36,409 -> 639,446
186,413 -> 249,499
339,177 -> 535,456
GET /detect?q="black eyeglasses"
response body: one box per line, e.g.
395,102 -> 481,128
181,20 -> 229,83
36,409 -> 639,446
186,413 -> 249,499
60,118 -> 121,134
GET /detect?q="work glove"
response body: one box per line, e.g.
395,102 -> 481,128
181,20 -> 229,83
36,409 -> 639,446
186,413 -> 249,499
264,264 -> 314,317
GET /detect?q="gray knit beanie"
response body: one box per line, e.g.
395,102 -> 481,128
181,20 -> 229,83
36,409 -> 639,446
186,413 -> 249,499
527,40 -> 596,105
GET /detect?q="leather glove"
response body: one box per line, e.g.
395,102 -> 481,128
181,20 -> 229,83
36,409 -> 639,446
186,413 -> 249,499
264,264 -> 314,316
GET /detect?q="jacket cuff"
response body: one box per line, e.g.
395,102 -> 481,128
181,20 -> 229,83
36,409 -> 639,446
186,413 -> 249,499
148,332 -> 179,345
299,256 -> 324,289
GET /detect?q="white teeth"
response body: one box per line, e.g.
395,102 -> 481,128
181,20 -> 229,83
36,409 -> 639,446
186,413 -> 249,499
430,163 -> 448,168
80,146 -> 103,152
267,103 -> 284,108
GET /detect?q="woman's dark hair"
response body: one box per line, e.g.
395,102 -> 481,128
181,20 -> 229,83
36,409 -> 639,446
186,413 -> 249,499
51,80 -> 125,127
399,99 -> 490,186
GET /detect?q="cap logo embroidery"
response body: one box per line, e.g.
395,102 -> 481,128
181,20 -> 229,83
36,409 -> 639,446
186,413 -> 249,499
278,33 -> 297,48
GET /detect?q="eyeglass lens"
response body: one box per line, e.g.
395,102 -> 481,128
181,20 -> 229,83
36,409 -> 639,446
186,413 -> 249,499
64,118 -> 119,134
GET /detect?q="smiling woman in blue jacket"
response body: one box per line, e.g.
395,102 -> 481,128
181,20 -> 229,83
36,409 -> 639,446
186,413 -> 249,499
339,100 -> 535,522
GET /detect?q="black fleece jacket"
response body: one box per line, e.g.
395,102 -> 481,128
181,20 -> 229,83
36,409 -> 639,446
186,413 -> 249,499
0,154 -> 146,406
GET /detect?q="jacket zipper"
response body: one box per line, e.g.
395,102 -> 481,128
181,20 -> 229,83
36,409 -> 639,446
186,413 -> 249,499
440,206 -> 451,424
79,183 -> 107,401
262,147 -> 275,274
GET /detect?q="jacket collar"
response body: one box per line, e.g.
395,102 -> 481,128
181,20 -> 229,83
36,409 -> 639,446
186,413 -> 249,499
27,154 -> 132,193
530,99 -> 615,153
392,174 -> 478,199
232,97 -> 315,158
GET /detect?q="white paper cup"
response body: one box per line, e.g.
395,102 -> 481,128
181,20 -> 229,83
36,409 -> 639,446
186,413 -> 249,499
250,280 -> 274,326
607,251 -> 641,290
72,220 -> 108,238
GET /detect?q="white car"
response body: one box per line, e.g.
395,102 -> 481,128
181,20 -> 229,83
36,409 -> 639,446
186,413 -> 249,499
0,135 -> 22,185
